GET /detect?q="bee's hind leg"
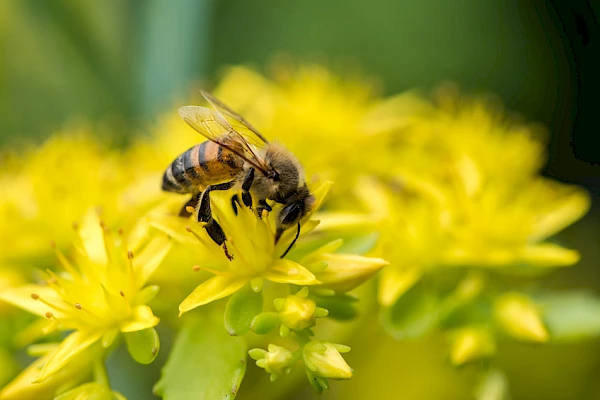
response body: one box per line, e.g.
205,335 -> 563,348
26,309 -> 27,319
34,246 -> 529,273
198,181 -> 236,260
178,192 -> 201,217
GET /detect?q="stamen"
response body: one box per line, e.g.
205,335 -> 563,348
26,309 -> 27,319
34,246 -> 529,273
119,290 -> 125,297
264,215 -> 275,240
45,312 -> 54,319
185,226 -> 212,247
226,236 -> 250,265
192,265 -> 201,272
185,206 -> 195,214
75,303 -> 82,310
193,266 -> 228,276
117,228 -> 124,236
51,243 -> 79,278
31,293 -> 39,300
127,251 -> 134,259
32,293 -> 70,314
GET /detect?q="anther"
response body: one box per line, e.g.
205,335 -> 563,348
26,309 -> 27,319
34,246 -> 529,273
185,226 -> 192,232
100,220 -> 106,229
261,209 -> 269,219
117,228 -> 124,236
45,312 -> 54,319
119,290 -> 125,297
75,303 -> 82,310
48,277 -> 58,284
72,222 -> 79,230
31,293 -> 39,300
185,206 -> 195,214
127,251 -> 134,259
192,265 -> 201,272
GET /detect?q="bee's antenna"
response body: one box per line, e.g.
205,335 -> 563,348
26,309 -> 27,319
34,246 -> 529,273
280,223 -> 301,259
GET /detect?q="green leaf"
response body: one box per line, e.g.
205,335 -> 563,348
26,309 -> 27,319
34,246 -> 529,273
310,293 -> 358,321
154,316 -> 247,400
381,281 -> 438,339
251,312 -> 280,335
537,291 -> 600,342
124,328 -> 160,365
224,285 -> 263,336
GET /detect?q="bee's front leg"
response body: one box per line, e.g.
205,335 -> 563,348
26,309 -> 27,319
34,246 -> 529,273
241,167 -> 255,208
198,181 -> 236,260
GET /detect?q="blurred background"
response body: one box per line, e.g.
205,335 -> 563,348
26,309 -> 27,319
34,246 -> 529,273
1,0 -> 599,399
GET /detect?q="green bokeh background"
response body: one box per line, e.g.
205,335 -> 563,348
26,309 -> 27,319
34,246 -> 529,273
1,1 -> 599,399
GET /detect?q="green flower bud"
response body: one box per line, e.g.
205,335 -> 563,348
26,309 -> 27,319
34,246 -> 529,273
249,344 -> 295,381
303,341 -> 353,380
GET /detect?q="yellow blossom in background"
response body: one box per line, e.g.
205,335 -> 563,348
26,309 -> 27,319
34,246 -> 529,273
0,210 -> 171,382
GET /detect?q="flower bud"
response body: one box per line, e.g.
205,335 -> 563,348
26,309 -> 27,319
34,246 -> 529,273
249,344 -> 295,381
303,341 -> 353,380
275,288 -> 327,332
494,292 -> 549,342
449,327 -> 495,366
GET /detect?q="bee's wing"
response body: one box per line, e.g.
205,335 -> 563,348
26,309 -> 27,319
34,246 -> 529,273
201,90 -> 269,145
178,106 -> 270,174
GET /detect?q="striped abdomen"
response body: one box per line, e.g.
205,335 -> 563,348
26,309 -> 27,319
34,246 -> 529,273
162,141 -> 244,194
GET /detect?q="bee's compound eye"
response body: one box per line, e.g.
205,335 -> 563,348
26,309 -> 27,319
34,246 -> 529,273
280,203 -> 302,227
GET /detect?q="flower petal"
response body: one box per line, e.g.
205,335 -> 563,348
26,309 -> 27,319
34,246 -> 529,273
265,259 -> 319,285
34,330 -> 102,383
120,305 -> 160,333
179,274 -> 247,315
519,244 -> 580,267
0,285 -> 64,318
378,264 -> 422,307
313,254 -> 388,292
78,210 -> 108,266
134,236 -> 172,287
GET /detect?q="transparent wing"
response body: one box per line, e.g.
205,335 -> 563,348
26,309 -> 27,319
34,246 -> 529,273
201,90 -> 269,145
178,106 -> 269,174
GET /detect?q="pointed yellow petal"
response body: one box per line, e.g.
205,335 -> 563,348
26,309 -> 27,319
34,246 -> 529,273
530,183 -> 590,241
378,265 -> 422,307
34,330 -> 102,383
0,285 -> 64,318
134,236 -> 172,286
120,305 -> 160,333
314,212 -> 376,231
313,254 -> 387,292
79,210 -> 108,266
519,244 -> 580,267
265,259 -> 319,285
494,292 -> 549,343
179,274 -> 247,315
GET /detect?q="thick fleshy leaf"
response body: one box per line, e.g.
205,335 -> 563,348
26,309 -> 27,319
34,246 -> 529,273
124,328 -> 160,364
224,285 -> 263,336
265,259 -> 319,285
310,293 -> 358,321
313,253 -> 387,292
154,316 -> 246,400
120,305 -> 160,333
179,274 -> 247,315
381,281 -> 438,340
0,285 -> 64,318
378,264 -> 422,307
134,235 -> 172,286
537,291 -> 600,342
34,330 -> 102,382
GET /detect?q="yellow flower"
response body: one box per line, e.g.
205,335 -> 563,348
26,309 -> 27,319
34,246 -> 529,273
249,344 -> 295,381
449,326 -> 496,366
0,211 -> 171,382
0,343 -> 101,400
147,181 -> 386,315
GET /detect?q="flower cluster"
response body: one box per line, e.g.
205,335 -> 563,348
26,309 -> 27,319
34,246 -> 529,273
0,63 -> 595,400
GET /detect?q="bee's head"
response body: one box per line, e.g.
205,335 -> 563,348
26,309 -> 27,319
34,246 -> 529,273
276,186 -> 315,233
264,143 -> 305,201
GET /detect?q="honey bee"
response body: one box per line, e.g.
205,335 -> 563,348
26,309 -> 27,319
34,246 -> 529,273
162,91 -> 315,260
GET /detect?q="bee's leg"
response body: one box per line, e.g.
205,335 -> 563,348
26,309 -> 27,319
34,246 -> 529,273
178,192 -> 201,217
231,194 -> 241,215
241,167 -> 255,208
279,223 -> 301,258
198,181 -> 236,260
